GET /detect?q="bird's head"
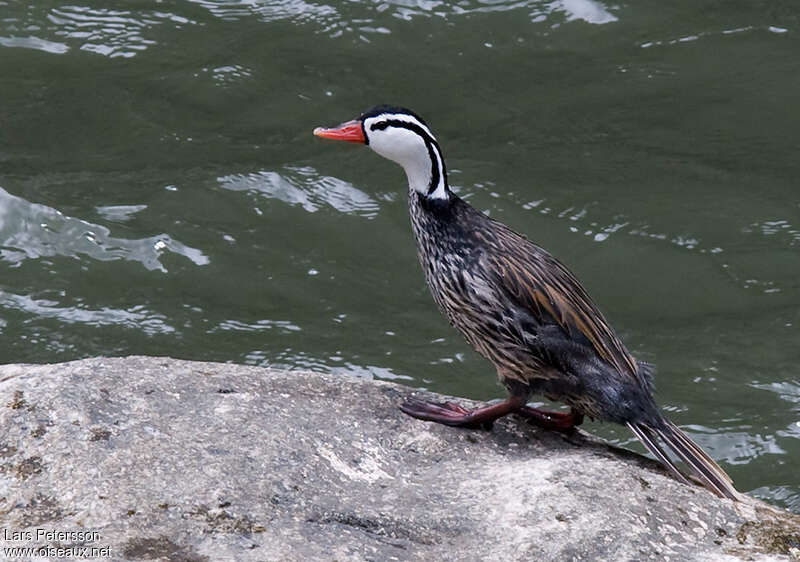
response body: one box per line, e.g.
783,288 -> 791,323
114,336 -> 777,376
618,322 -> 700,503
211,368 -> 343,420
314,105 -> 449,200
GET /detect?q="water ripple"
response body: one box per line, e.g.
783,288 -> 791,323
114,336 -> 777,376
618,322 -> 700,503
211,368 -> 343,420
1,0 -> 618,57
751,486 -> 800,513
550,0 -> 617,24
95,204 -> 148,223
0,187 -> 209,272
47,6 -> 187,58
0,291 -> 175,335
682,424 -> 788,466
491,188 -> 725,254
641,25 -> 790,50
745,219 -> 800,246
0,35 -> 69,54
187,0 -> 618,33
243,348 -> 413,381
209,319 -> 302,333
206,64 -> 254,88
382,0 -> 618,25
751,381 -> 800,410
0,4 -> 194,57
218,166 -> 380,218
188,0 -> 338,24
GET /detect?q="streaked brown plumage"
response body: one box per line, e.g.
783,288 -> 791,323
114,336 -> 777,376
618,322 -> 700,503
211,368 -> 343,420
314,105 -> 741,501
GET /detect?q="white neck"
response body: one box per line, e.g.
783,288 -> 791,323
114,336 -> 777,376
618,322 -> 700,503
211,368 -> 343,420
399,143 -> 448,200
363,113 -> 450,200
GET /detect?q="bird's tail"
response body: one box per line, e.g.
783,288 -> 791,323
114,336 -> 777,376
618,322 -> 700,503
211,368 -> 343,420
627,419 -> 742,502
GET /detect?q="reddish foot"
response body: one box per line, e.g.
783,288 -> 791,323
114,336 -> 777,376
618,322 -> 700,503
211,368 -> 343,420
517,406 -> 584,431
399,395 -> 526,430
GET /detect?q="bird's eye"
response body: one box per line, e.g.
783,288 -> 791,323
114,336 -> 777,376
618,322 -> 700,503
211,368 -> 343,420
370,121 -> 390,132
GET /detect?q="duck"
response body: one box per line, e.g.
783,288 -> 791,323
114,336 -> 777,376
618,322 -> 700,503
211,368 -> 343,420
313,104 -> 740,501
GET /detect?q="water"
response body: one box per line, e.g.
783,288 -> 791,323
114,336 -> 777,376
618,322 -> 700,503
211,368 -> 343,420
1,0 -> 798,511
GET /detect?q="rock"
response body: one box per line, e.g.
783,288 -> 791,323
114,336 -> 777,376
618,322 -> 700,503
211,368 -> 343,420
0,356 -> 798,561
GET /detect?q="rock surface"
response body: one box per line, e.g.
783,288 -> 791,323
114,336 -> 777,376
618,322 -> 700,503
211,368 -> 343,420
0,356 -> 798,561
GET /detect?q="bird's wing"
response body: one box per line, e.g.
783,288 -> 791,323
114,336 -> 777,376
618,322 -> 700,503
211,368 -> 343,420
484,226 -> 641,383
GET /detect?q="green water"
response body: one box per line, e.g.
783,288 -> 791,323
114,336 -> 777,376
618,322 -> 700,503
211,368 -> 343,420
1,1 -> 798,511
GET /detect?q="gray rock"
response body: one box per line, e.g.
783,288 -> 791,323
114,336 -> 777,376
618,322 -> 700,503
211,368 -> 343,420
0,356 -> 798,561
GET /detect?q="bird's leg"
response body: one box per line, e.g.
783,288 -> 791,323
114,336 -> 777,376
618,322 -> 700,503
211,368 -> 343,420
399,395 -> 527,430
516,406 -> 584,431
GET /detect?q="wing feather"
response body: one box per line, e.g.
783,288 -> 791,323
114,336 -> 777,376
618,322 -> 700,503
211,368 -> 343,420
487,226 -> 640,383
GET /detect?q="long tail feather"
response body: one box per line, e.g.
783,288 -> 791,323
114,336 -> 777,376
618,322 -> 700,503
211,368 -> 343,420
627,422 -> 690,485
661,419 -> 735,486
628,419 -> 741,501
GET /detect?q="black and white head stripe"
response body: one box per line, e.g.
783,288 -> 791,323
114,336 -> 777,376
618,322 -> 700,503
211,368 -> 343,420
360,105 -> 449,199
359,104 -> 433,136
